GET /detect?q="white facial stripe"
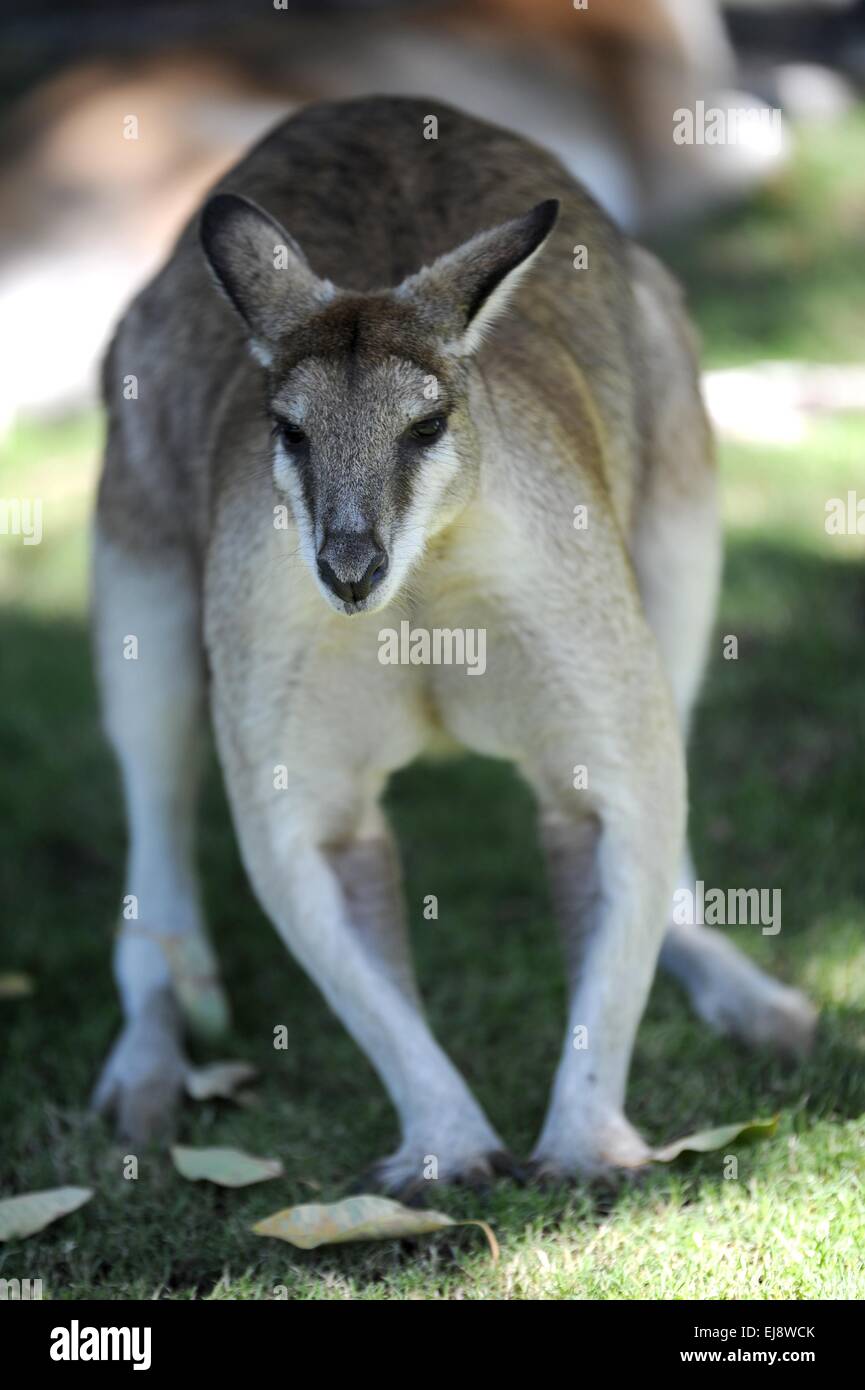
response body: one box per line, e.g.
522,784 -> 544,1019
273,438 -> 318,570
385,436 -> 462,596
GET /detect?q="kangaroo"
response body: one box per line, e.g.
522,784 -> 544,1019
92,96 -> 815,1188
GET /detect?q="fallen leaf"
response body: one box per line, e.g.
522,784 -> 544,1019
184,1061 -> 257,1101
0,1187 -> 93,1241
653,1116 -> 779,1163
252,1194 -> 498,1260
171,1145 -> 283,1188
0,973 -> 33,999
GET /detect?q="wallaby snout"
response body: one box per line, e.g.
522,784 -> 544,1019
317,529 -> 389,607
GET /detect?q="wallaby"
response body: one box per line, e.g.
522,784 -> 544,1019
92,96 -> 815,1188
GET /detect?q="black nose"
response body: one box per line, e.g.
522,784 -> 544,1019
317,532 -> 389,605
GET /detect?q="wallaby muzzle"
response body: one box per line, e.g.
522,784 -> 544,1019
316,528 -> 389,606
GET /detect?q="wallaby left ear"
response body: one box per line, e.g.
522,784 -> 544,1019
200,192 -> 334,363
395,199 -> 559,354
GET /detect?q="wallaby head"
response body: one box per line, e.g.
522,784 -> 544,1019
200,192 -> 559,615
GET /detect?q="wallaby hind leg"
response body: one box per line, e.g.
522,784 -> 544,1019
661,853 -> 817,1056
629,245 -> 816,1055
635,468 -> 816,1056
91,529 -> 230,1142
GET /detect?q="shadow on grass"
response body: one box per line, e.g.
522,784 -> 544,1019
0,536 -> 862,1293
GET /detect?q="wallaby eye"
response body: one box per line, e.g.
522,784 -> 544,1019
409,415 -> 446,443
279,420 -> 306,447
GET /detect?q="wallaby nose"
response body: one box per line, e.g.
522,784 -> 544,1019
317,532 -> 389,605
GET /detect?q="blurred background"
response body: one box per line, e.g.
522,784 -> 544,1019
0,0 -> 863,1300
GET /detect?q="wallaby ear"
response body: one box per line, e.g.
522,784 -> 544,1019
199,192 -> 333,362
395,199 -> 559,354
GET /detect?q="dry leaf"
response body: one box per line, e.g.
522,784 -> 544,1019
184,1061 -> 257,1101
171,1145 -> 283,1187
0,1187 -> 93,1241
0,973 -> 33,999
252,1194 -> 498,1260
653,1116 -> 779,1163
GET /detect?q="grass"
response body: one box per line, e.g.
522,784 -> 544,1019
0,114 -> 864,1300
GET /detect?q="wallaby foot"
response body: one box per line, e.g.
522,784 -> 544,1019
661,924 -> 817,1058
92,989 -> 189,1144
529,1109 -> 653,1186
364,1133 -> 519,1200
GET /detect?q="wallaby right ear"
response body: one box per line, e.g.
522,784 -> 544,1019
394,199 -> 559,355
200,193 -> 333,363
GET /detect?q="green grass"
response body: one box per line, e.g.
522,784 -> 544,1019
1,115 -> 864,1300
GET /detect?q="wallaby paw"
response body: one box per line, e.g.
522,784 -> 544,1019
361,1128 -> 517,1201
92,999 -> 189,1145
694,971 -> 818,1059
530,1112 -> 652,1186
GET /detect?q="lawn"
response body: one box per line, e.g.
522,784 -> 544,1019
0,114 -> 863,1301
